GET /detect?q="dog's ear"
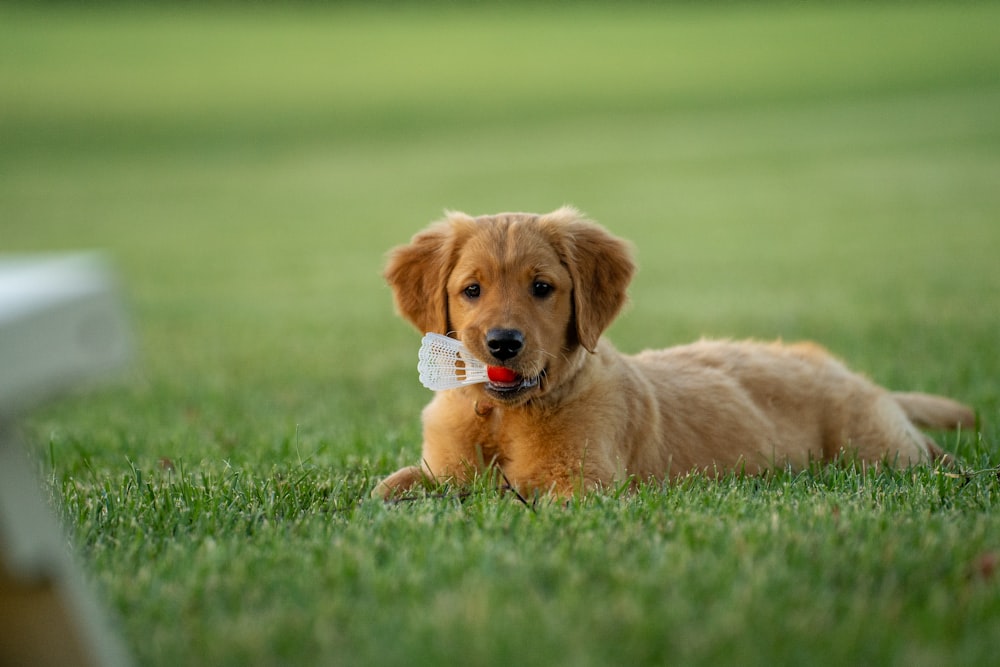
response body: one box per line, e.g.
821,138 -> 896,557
541,207 -> 636,353
384,212 -> 473,334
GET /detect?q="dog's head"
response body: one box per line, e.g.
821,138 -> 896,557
385,206 -> 635,405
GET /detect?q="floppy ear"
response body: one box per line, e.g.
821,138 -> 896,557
540,207 -> 636,353
384,213 -> 473,334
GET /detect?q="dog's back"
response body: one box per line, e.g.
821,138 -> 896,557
628,339 -> 974,475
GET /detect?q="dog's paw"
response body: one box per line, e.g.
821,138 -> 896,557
371,465 -> 427,500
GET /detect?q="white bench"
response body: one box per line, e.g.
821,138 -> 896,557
0,254 -> 131,666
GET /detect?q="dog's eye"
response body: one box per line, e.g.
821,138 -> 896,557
464,284 -> 481,299
532,281 -> 554,298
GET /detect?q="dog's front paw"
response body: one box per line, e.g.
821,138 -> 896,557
371,465 -> 427,500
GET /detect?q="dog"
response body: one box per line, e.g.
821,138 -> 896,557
374,206 -> 975,498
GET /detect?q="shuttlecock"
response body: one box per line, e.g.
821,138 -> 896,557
418,333 -> 487,390
417,333 -> 519,391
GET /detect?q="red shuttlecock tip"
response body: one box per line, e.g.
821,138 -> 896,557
487,366 -> 519,383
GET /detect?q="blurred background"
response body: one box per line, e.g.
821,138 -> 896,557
2,1 -> 998,467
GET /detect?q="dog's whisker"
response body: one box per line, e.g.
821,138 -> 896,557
537,347 -> 558,360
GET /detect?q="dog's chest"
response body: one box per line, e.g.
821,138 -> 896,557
469,399 -> 566,468
468,400 -> 513,466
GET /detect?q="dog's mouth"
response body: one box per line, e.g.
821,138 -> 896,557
484,368 -> 545,401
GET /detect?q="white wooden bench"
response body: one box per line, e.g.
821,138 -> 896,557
0,254 -> 132,666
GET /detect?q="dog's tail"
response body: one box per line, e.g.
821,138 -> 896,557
892,392 -> 976,430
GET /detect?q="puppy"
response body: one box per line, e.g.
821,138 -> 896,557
374,207 -> 975,498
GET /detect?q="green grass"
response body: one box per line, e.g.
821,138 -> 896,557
2,3 -> 999,665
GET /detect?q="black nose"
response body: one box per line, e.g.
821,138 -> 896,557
486,328 -> 524,361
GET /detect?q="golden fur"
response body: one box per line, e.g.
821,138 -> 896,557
374,207 -> 975,498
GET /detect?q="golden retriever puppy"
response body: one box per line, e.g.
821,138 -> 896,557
374,206 -> 975,498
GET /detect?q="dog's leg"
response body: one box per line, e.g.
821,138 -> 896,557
891,392 -> 976,430
371,466 -> 428,499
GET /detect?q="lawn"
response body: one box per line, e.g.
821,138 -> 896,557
2,2 -> 999,665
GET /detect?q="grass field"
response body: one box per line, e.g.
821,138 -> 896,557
2,3 -> 1000,665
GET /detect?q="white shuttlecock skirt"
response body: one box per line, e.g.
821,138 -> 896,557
417,333 -> 489,391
